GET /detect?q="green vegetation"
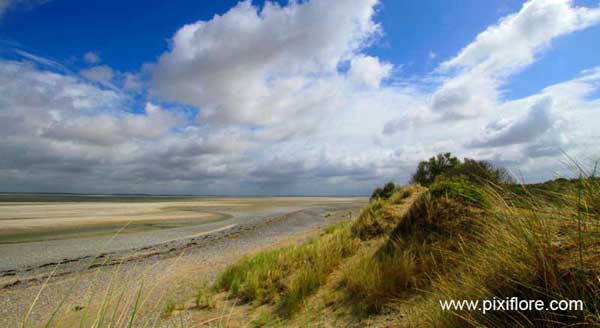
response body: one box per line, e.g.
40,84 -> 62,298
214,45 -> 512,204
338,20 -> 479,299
412,152 -> 513,186
212,155 -> 600,327
340,240 -> 416,313
412,152 -> 460,186
352,184 -> 424,240
370,181 -> 397,201
161,299 -> 178,318
215,221 -> 359,317
19,154 -> 599,327
195,286 -> 215,309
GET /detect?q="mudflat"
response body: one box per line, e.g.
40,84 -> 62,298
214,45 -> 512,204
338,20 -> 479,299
0,195 -> 362,270
0,194 -> 365,327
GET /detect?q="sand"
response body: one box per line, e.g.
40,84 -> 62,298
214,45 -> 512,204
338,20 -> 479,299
0,197 -> 359,234
0,196 -> 366,327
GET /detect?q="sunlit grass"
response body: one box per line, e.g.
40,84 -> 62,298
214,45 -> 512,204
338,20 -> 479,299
18,162 -> 600,327
215,221 -> 359,317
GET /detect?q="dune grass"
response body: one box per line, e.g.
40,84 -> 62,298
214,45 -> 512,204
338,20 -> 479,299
212,170 -> 600,327
339,239 -> 416,314
339,179 -> 487,314
215,221 -> 360,317
17,165 -> 600,327
340,173 -> 600,327
404,176 -> 600,327
351,184 -> 425,240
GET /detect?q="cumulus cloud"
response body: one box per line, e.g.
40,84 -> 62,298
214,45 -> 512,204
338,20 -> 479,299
2,0 -> 600,195
0,60 -> 205,193
79,65 -> 114,86
524,133 -> 569,158
440,0 -> 600,75
43,102 -> 182,146
123,72 -> 143,90
348,55 -> 393,88
470,97 -> 555,147
83,52 -> 100,64
431,0 -> 600,120
152,0 -> 380,125
431,71 -> 498,119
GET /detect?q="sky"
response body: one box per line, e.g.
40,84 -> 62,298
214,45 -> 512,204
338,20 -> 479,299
1,0 -> 600,195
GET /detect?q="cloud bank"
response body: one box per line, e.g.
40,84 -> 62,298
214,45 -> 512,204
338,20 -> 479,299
1,0 -> 600,195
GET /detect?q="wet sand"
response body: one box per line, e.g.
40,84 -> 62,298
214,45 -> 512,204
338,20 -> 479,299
0,197 -> 359,270
0,196 -> 365,327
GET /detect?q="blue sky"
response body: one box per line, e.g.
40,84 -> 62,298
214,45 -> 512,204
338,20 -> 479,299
2,0 -> 598,85
1,0 -> 600,195
3,0 -> 533,76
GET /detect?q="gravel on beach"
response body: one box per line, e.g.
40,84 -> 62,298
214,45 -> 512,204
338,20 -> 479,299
0,199 -> 364,327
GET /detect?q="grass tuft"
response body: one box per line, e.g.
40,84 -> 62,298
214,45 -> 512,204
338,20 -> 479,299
215,221 -> 360,317
351,184 -> 424,240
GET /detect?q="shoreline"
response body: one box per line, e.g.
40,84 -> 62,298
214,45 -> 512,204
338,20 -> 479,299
0,199 -> 364,327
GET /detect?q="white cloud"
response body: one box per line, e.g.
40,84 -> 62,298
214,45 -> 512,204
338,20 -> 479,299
44,102 -> 182,146
470,97 -> 555,147
2,0 -> 600,194
0,60 -> 196,192
152,0 -> 380,125
123,72 -> 143,90
431,71 -> 498,119
83,52 -> 100,64
348,55 -> 392,88
440,0 -> 600,76
431,0 -> 600,120
79,65 -> 114,86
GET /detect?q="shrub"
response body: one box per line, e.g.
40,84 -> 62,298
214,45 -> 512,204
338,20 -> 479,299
412,153 -> 460,186
411,153 -> 512,186
447,158 -> 514,185
381,181 -> 396,199
370,181 -> 397,201
370,187 -> 384,201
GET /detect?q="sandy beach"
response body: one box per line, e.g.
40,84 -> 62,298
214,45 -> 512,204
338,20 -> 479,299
0,195 -> 365,327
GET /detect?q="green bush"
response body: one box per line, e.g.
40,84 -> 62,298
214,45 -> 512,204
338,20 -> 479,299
370,181 -> 396,201
411,153 -> 512,186
370,187 -> 384,201
446,158 -> 514,185
412,153 -> 460,186
381,181 -> 396,199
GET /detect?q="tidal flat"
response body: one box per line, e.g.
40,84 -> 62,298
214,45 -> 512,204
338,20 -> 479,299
0,194 -> 365,327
